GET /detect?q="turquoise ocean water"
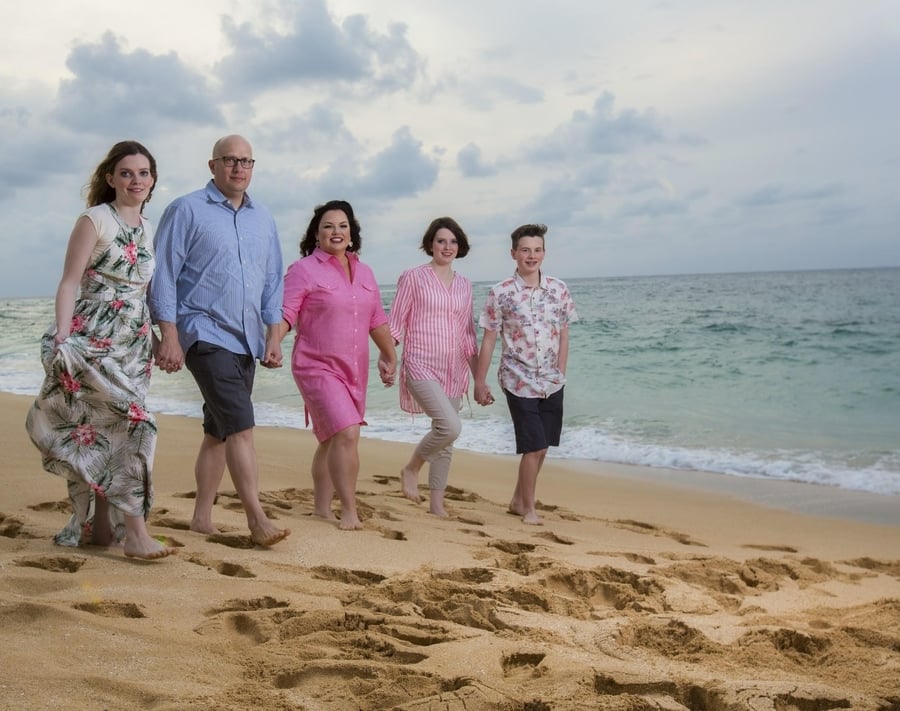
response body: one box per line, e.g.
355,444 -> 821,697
2,268 -> 898,496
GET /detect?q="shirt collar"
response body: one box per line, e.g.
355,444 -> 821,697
313,246 -> 359,264
205,179 -> 253,209
513,270 -> 546,291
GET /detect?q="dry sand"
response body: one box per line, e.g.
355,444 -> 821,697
1,391 -> 899,710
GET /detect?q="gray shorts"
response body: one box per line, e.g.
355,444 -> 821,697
503,387 -> 564,454
184,341 -> 256,440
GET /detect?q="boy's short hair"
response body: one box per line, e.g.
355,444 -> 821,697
510,223 -> 547,248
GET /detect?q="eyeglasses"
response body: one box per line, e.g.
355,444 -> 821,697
214,156 -> 256,168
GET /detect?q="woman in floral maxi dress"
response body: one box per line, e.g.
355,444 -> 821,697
26,141 -> 175,560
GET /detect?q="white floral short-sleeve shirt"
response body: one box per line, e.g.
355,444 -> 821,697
479,271 -> 577,398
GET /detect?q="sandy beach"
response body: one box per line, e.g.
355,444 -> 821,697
1,391 -> 898,710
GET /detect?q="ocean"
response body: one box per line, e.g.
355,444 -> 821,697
2,268 -> 899,497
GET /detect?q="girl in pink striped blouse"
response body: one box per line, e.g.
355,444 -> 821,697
388,217 -> 479,516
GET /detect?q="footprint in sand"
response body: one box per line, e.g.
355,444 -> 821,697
26,500 -> 70,513
380,529 -> 407,540
444,485 -> 480,503
613,519 -> 706,547
206,596 -> 290,615
149,515 -> 192,531
535,501 -> 579,522
1,513 -> 38,539
501,651 -> 546,676
588,551 -> 657,565
183,552 -> 256,578
840,557 -> 900,578
369,507 -> 402,522
456,515 -> 485,526
219,498 -> 286,520
15,555 -> 87,573
461,527 -> 490,537
434,567 -> 495,584
534,531 -> 574,545
742,543 -> 799,553
310,565 -> 387,585
206,532 -> 257,549
489,540 -> 537,554
72,601 -> 145,618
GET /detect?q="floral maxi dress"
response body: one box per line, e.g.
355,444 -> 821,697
25,203 -> 157,547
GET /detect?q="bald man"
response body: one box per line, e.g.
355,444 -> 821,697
149,134 -> 290,546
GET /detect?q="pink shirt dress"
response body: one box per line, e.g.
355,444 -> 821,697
282,248 -> 388,441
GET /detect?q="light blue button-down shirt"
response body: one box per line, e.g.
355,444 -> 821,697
148,180 -> 283,359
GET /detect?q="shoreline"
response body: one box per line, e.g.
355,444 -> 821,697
7,391 -> 899,528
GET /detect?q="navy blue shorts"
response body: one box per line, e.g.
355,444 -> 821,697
184,341 -> 256,440
503,387 -> 564,454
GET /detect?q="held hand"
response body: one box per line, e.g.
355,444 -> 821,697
378,355 -> 396,387
261,334 -> 283,369
260,348 -> 283,369
155,338 -> 185,374
474,382 -> 495,406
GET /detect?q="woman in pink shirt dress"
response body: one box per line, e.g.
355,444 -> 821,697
388,217 -> 478,516
278,200 -> 397,530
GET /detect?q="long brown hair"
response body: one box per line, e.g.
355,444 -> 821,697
85,140 -> 158,210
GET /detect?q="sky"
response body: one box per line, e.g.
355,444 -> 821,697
2,0 -> 899,298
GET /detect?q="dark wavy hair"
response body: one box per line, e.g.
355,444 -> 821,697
299,200 -> 362,257
85,140 -> 157,210
510,223 -> 547,249
420,216 -> 470,258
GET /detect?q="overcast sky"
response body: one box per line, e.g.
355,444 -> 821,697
3,0 -> 898,298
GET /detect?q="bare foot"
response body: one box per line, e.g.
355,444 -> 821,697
521,511 -> 543,525
509,500 -> 542,525
124,536 -> 177,560
91,497 -> 114,545
508,501 -> 526,516
249,524 -> 291,547
429,490 -> 448,517
313,507 -> 338,522
337,511 -> 363,530
87,529 -> 115,547
401,467 -> 421,503
189,520 -> 219,535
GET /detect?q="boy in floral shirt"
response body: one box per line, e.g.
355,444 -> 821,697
474,224 -> 578,524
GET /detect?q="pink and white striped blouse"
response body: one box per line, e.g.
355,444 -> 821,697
388,264 -> 478,414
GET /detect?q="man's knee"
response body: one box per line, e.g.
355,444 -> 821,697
523,448 -> 547,461
226,427 -> 254,442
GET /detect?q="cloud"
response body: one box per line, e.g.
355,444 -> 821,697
0,98 -> 82,197
458,75 -> 544,111
54,33 -> 223,134
736,183 -> 845,207
618,197 -> 689,219
457,143 -> 497,178
527,92 -> 663,163
2,1 -> 899,298
356,126 -> 440,199
216,0 -> 424,96
254,104 -> 359,154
